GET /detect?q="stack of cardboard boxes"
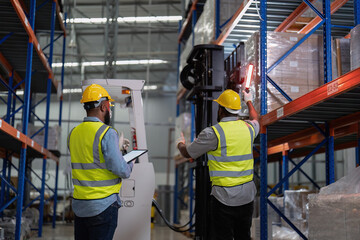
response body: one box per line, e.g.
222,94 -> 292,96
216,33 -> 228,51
243,31 -> 350,115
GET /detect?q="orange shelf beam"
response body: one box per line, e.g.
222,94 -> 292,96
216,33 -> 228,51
298,0 -> 349,34
0,119 -> 58,162
275,0 -> 317,32
11,0 -> 56,86
55,0 -> 67,36
260,67 -> 360,127
0,52 -> 24,88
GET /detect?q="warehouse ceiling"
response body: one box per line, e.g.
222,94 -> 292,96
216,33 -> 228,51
44,0 -> 355,95
48,0 -> 182,95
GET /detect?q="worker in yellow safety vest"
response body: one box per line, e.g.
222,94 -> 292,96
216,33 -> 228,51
177,89 -> 259,240
68,84 -> 133,240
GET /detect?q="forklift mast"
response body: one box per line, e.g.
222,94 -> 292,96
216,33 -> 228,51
181,44 -> 224,239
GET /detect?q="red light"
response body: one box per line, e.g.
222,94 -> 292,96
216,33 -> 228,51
245,64 -> 254,89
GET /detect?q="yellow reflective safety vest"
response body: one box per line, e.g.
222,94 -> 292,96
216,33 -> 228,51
69,121 -> 122,200
207,120 -> 255,187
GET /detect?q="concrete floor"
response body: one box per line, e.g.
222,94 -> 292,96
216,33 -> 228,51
29,222 -> 192,240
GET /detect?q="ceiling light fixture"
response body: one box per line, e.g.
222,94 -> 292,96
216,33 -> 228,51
66,16 -> 182,24
52,59 -> 168,68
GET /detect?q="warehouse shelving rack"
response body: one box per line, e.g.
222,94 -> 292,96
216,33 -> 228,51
257,1 -> 360,239
0,0 -> 66,239
176,0 -> 360,239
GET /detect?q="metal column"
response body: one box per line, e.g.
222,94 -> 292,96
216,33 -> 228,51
282,151 -> 289,191
104,0 -> 119,79
53,12 -> 67,229
15,0 -> 36,239
260,0 -> 268,239
173,20 -> 182,225
355,0 -> 360,25
38,1 -> 56,236
323,0 -> 332,84
215,0 -> 221,39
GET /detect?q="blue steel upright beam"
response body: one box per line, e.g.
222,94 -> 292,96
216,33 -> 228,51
215,0 -> 221,39
16,0 -> 36,239
357,124 -> 360,167
173,20 -> 182,225
38,0 -> 56,236
1,72 -> 14,214
52,9 -> 67,232
282,151 -> 289,191
260,0 -> 268,239
191,8 -> 197,47
325,125 -> 335,185
355,0 -> 360,26
189,10 -> 197,232
6,72 -> 14,123
188,103 -> 195,231
323,0 -> 332,84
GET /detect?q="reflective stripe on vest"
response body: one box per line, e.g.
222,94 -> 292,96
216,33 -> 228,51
207,120 -> 255,187
69,121 -> 122,200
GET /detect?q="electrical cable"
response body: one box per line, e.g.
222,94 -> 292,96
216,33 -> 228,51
152,198 -> 195,233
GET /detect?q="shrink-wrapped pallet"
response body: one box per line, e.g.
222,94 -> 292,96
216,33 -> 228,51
308,167 -> 360,240
350,24 -> 360,70
244,32 -> 323,115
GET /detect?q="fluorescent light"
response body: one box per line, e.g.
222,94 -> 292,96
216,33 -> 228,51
66,16 -> 182,24
52,59 -> 168,68
144,85 -> 158,90
63,88 -> 82,94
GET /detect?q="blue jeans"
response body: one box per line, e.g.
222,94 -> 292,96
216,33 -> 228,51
75,202 -> 119,240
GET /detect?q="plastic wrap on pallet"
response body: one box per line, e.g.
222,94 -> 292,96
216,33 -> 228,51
308,194 -> 360,240
332,38 -> 351,78
350,24 -> 360,71
320,166 -> 360,195
268,196 -> 283,225
16,123 -> 61,151
193,0 -> 215,45
284,189 -> 311,220
0,208 -> 39,240
244,31 -> 323,114
307,167 -> 360,239
272,225 -> 303,240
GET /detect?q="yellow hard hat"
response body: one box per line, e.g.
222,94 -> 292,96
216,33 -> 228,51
80,84 -> 114,104
213,89 -> 241,110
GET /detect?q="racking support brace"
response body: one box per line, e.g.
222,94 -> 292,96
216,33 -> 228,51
282,151 -> 289,192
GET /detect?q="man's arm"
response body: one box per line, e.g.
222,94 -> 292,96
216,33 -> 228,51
243,90 -> 259,122
246,101 -> 259,122
176,127 -> 218,159
177,142 -> 191,158
102,129 -> 133,178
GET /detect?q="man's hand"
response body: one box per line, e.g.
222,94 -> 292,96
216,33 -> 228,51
176,132 -> 186,148
242,90 -> 252,103
119,132 -> 130,151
